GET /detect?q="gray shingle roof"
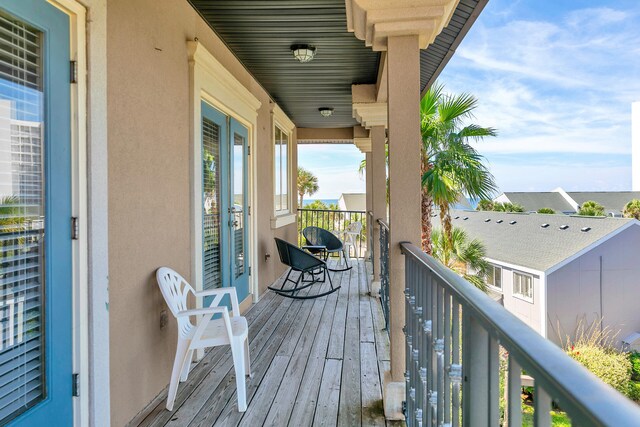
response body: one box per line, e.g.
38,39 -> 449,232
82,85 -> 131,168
566,192 -> 640,216
441,210 -> 636,272
501,192 -> 574,213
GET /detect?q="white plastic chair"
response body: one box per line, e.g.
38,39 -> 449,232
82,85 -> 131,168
156,267 -> 250,412
342,221 -> 362,261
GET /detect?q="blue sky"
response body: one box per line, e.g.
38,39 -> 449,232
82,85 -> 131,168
299,0 -> 640,199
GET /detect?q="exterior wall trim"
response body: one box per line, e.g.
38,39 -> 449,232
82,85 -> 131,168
47,1 -> 100,425
484,257 -> 545,277
188,41 -> 262,334
272,104 -> 295,220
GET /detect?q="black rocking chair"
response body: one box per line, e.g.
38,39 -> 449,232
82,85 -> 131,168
268,238 -> 341,299
302,226 -> 352,272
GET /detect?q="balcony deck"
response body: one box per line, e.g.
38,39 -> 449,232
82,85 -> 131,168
131,259 -> 399,427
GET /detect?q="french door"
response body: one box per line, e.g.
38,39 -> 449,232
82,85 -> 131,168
201,101 -> 250,304
0,0 -> 74,425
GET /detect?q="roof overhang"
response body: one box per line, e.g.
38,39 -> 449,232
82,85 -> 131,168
188,0 -> 488,128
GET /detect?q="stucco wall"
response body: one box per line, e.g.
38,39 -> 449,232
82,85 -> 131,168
490,264 -> 543,335
547,225 -> 640,348
105,0 -> 296,424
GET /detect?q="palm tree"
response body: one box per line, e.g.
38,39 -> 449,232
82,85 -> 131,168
493,202 -> 524,212
431,227 -> 489,291
578,200 -> 605,216
623,199 -> 640,220
476,199 -> 494,211
297,167 -> 319,207
421,83 -> 497,255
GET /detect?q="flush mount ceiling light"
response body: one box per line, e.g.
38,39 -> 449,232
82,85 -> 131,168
319,107 -> 334,117
291,44 -> 316,63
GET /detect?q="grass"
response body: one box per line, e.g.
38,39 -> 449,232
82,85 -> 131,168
522,404 -> 571,426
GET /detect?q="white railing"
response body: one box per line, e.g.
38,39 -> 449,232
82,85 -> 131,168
401,242 -> 640,427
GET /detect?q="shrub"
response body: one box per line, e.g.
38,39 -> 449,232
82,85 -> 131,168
629,381 -> 640,401
623,199 -> 640,220
567,345 -> 632,396
537,207 -> 555,214
629,351 -> 640,381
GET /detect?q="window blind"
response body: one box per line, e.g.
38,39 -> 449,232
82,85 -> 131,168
0,10 -> 46,423
202,117 -> 222,290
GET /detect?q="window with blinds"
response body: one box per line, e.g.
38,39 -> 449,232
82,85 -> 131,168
202,117 -> 222,290
0,10 -> 46,423
232,132 -> 245,278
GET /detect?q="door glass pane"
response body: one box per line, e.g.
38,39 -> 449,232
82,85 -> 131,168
281,131 -> 288,211
232,132 -> 245,278
0,10 -> 45,421
274,128 -> 281,212
202,117 -> 221,289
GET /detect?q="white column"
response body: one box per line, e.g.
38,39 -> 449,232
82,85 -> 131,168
371,125 -> 386,283
385,34 -> 422,419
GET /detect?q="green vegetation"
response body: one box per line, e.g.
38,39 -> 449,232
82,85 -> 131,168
304,200 -> 338,211
561,321 -> 638,399
431,227 -> 489,290
420,83 -> 497,256
476,199 -> 494,211
493,202 -> 524,212
568,344 -> 632,396
537,207 -> 556,214
577,200 -> 605,216
476,199 -> 525,212
628,351 -> 640,400
297,167 -> 319,207
522,405 -> 571,426
623,199 -> 640,220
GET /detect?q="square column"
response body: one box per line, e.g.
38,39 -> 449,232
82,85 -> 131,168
365,151 -> 373,260
370,125 -> 386,283
385,34 -> 422,418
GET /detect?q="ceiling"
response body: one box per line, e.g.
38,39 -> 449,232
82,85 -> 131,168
189,0 -> 487,129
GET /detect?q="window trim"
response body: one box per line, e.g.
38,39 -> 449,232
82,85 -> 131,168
512,271 -> 534,303
486,264 -> 502,292
272,105 -> 295,222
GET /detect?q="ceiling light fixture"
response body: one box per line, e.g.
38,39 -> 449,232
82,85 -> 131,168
291,44 -> 316,63
319,107 -> 334,117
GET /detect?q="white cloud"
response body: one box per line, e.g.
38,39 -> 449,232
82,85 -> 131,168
441,4 -> 640,161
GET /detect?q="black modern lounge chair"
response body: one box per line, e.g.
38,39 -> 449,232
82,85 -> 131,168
268,238 -> 340,299
302,226 -> 352,272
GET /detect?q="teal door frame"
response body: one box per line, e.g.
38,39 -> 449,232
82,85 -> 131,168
229,118 -> 250,302
2,0 -> 74,425
201,102 -> 250,304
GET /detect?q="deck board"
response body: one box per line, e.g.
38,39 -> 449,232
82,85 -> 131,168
130,260 -> 394,427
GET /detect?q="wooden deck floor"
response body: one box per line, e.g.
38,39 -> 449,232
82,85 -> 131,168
130,259 -> 398,427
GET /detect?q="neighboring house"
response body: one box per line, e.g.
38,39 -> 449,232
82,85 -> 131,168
338,193 -> 366,211
494,187 -> 640,216
448,210 -> 640,348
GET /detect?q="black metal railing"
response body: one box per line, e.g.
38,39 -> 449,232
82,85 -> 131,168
367,211 -> 374,263
297,208 -> 367,258
378,219 -> 390,331
401,242 -> 640,427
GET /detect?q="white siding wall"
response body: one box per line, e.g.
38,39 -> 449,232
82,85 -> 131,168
481,263 -> 543,335
547,225 -> 640,348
